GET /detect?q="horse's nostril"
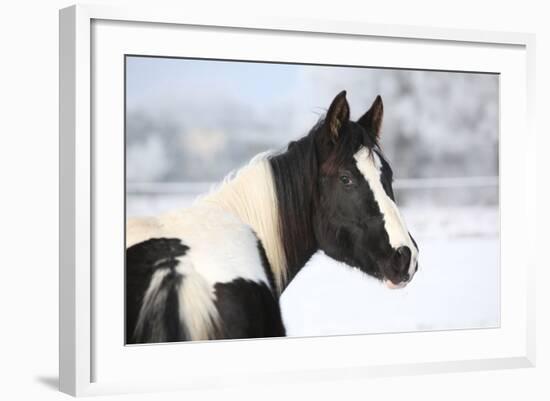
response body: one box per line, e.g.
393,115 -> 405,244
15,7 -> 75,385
394,246 -> 412,274
396,246 -> 408,256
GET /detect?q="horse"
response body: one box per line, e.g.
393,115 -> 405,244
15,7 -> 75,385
126,91 -> 419,344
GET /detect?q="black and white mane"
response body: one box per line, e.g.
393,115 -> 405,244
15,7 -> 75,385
126,91 -> 419,344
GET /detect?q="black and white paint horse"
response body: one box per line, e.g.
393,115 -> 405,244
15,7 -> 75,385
126,91 -> 419,344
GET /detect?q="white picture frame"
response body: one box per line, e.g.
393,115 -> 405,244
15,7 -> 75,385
59,3 -> 536,397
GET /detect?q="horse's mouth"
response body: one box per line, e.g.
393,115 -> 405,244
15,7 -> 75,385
382,259 -> 418,289
383,269 -> 416,289
384,279 -> 408,289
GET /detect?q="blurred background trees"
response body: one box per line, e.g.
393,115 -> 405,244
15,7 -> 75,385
126,57 -> 499,235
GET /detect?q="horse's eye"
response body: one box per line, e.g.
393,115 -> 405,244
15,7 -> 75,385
339,175 -> 352,186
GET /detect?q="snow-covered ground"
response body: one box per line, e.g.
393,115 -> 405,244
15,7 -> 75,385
127,194 -> 500,336
281,238 -> 499,337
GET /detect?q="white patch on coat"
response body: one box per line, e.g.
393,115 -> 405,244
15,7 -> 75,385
134,268 -> 171,340
127,154 -> 286,294
127,205 -> 271,287
175,257 -> 221,340
353,147 -> 419,282
200,156 -> 287,294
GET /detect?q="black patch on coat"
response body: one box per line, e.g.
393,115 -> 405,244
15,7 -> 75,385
126,237 -> 189,344
214,278 -> 286,339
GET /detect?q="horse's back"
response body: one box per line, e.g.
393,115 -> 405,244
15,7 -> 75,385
126,204 -> 284,343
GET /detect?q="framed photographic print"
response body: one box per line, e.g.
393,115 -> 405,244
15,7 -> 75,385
59,4 -> 536,396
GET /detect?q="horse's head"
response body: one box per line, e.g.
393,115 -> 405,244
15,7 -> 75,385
312,91 -> 419,288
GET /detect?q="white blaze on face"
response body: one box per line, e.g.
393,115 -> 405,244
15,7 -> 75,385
353,147 -> 419,286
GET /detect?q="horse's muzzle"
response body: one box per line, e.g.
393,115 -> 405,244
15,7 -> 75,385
383,246 -> 416,289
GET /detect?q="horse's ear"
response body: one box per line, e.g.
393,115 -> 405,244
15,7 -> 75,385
324,90 -> 350,143
358,95 -> 384,141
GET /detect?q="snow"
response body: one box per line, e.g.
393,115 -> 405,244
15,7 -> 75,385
280,237 -> 499,337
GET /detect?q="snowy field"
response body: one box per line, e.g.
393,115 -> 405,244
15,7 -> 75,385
281,238 -> 499,337
127,194 -> 500,336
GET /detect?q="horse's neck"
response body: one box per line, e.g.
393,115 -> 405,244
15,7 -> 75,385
201,158 -> 289,295
268,136 -> 319,286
